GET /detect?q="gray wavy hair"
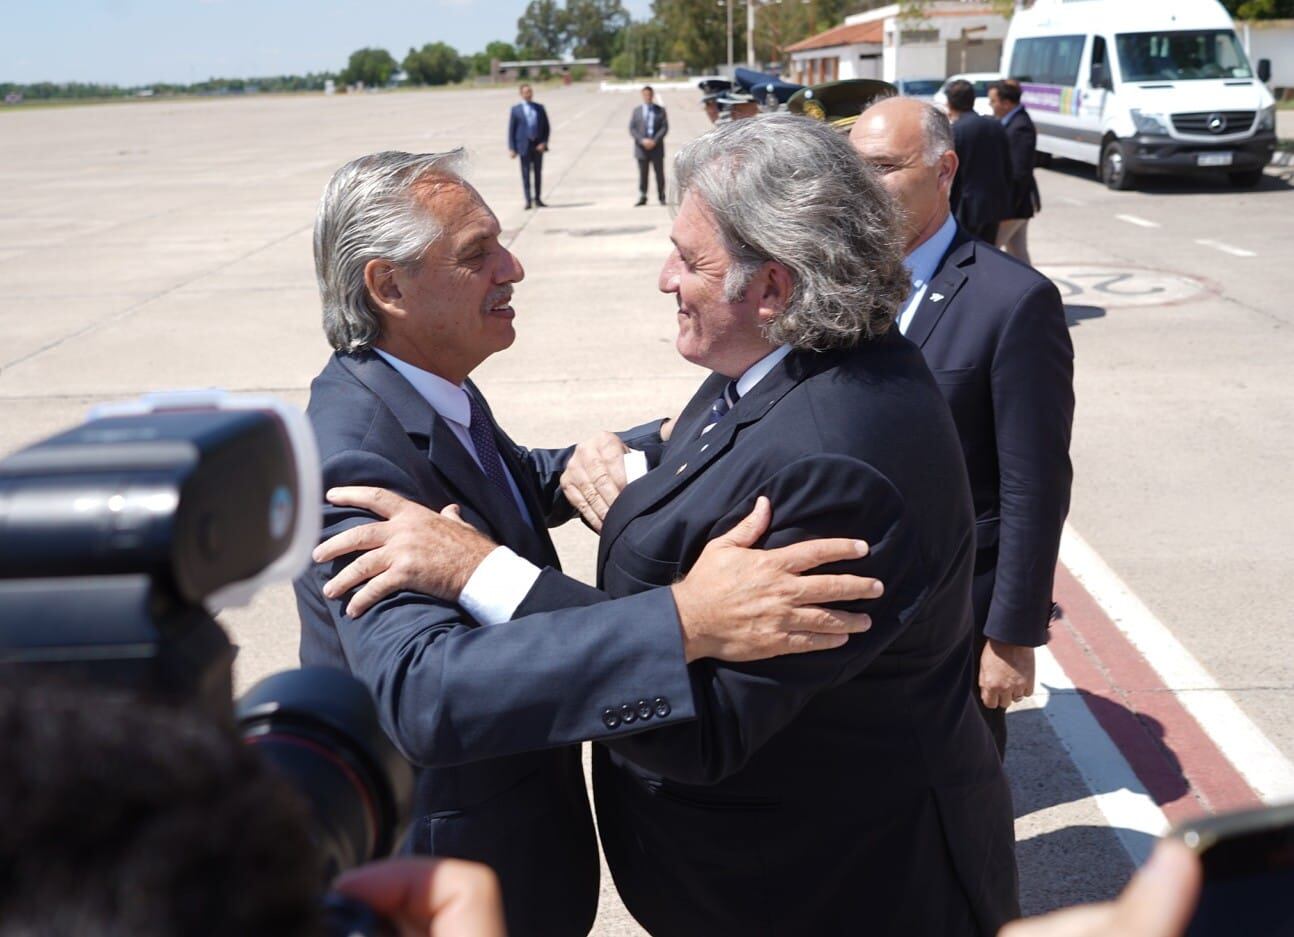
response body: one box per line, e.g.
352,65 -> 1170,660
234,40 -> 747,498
313,149 -> 466,352
673,113 -> 910,349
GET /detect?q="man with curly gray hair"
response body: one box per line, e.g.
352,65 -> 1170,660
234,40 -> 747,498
579,113 -> 1020,936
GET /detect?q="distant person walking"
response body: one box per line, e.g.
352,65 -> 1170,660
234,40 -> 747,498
630,85 -> 668,206
945,79 -> 1012,244
990,79 -> 1041,265
508,84 -> 549,209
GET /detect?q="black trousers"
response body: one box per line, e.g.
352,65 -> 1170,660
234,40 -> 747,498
520,150 -> 543,204
637,152 -> 665,200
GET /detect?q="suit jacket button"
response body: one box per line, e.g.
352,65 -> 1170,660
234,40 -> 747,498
602,708 -> 620,729
620,703 -> 637,724
653,697 -> 671,718
636,699 -> 653,720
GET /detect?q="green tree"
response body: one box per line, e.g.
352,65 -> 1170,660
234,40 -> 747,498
1220,0 -> 1294,18
469,40 -> 519,76
612,19 -> 669,77
516,0 -> 569,58
403,42 -> 468,85
753,0 -> 851,67
651,0 -> 732,71
341,47 -> 398,86
566,0 -> 630,61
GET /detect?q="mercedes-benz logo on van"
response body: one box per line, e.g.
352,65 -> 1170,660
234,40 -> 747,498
1207,113 -> 1227,134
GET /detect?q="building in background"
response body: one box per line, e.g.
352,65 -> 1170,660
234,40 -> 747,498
1238,18 -> 1294,98
787,2 -> 1009,85
491,58 -> 609,83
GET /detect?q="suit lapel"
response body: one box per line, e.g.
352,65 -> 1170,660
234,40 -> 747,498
905,231 -> 975,349
597,351 -> 829,577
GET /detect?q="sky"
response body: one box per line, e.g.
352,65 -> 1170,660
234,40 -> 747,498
2,0 -> 655,87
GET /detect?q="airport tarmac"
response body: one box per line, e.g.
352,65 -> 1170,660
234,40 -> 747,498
2,84 -> 1292,932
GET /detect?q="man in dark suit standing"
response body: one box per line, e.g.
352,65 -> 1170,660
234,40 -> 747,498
297,149 -> 884,937
852,95 -> 1074,758
630,85 -> 668,206
507,83 -> 548,209
990,79 -> 1041,264
945,78 -> 1012,243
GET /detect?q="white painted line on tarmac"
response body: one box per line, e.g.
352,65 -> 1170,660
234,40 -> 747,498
1194,238 -> 1257,258
1060,525 -> 1294,803
1057,196 -> 1086,206
1116,214 -> 1160,229
1033,649 -> 1169,865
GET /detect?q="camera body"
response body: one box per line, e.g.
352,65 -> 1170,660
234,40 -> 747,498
0,393 -> 412,936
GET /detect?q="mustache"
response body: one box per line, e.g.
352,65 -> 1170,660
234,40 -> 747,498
484,287 -> 513,309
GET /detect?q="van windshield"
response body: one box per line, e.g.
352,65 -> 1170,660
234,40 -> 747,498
1116,30 -> 1253,82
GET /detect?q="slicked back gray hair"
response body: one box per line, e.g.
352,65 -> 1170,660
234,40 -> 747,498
314,149 -> 465,352
673,114 -> 910,349
920,103 -> 955,166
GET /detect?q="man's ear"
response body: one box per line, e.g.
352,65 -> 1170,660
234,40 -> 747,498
937,150 -> 959,195
364,259 -> 405,319
757,261 -> 794,323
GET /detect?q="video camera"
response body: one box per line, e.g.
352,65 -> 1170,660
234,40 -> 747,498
0,391 -> 413,936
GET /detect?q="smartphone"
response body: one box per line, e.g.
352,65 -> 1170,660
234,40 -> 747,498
1172,802 -> 1294,937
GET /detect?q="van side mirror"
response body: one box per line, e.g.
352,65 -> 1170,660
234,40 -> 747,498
1258,58 -> 1271,84
1090,61 -> 1111,90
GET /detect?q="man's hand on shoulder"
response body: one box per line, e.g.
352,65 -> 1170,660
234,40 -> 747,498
313,487 -> 496,618
979,638 -> 1036,709
672,496 -> 885,663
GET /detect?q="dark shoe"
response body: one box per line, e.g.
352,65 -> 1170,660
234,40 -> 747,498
659,196 -> 667,205
635,197 -> 647,206
524,201 -> 533,210
535,198 -> 547,208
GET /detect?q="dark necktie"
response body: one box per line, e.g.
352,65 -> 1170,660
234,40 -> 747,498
467,393 -> 516,507
699,380 -> 740,437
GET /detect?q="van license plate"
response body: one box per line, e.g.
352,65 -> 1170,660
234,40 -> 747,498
1198,153 -> 1234,167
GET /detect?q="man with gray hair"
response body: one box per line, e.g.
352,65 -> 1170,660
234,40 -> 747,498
295,149 -> 886,937
851,96 -> 1074,759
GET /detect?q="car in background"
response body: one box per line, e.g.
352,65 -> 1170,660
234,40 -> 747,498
895,77 -> 944,101
933,72 -> 1001,116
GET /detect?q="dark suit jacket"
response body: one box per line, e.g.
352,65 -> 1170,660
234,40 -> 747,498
629,102 -> 668,161
589,336 -> 1019,937
905,225 -> 1073,646
294,351 -> 696,937
1003,108 -> 1041,220
951,111 -> 1013,231
508,101 -> 550,157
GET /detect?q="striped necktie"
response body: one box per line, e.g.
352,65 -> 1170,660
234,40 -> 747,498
699,380 -> 740,437
467,393 -> 516,507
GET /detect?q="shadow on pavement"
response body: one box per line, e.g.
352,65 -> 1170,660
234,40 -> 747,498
1064,303 -> 1106,328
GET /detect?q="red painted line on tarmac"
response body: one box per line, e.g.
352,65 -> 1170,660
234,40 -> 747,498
1047,564 -> 1263,824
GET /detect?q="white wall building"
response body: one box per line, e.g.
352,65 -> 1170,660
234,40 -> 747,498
787,2 -> 1010,86
1238,18 -> 1294,94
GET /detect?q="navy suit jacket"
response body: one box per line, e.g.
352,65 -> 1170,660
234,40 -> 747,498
294,351 -> 696,937
588,335 -> 1020,937
906,226 -> 1074,646
508,101 -> 550,157
1003,108 -> 1041,219
951,111 -> 1013,230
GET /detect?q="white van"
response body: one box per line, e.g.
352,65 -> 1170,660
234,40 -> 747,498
1001,0 -> 1277,189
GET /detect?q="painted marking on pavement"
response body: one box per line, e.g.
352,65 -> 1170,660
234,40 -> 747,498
1059,525 -> 1294,804
1033,648 -> 1169,866
1195,238 -> 1257,258
1057,196 -> 1087,206
1116,214 -> 1161,229
1038,265 -> 1207,308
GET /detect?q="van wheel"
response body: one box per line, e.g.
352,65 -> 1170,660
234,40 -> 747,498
1228,169 -> 1263,188
1101,141 -> 1136,190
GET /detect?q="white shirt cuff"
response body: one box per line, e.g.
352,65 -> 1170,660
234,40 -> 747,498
458,546 -> 543,626
623,448 -> 649,484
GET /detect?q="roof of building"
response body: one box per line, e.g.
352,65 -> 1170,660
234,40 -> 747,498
785,20 -> 883,54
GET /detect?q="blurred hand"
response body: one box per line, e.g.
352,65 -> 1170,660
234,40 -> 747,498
672,496 -> 884,663
998,840 -> 1201,937
334,857 -> 507,937
314,488 -> 495,617
980,639 -> 1035,709
535,142 -> 547,153
560,431 -> 631,532
642,138 -> 656,150
509,150 -> 517,159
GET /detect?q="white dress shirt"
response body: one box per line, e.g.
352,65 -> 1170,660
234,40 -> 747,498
897,213 -> 959,336
374,349 -> 539,625
643,104 -> 655,137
